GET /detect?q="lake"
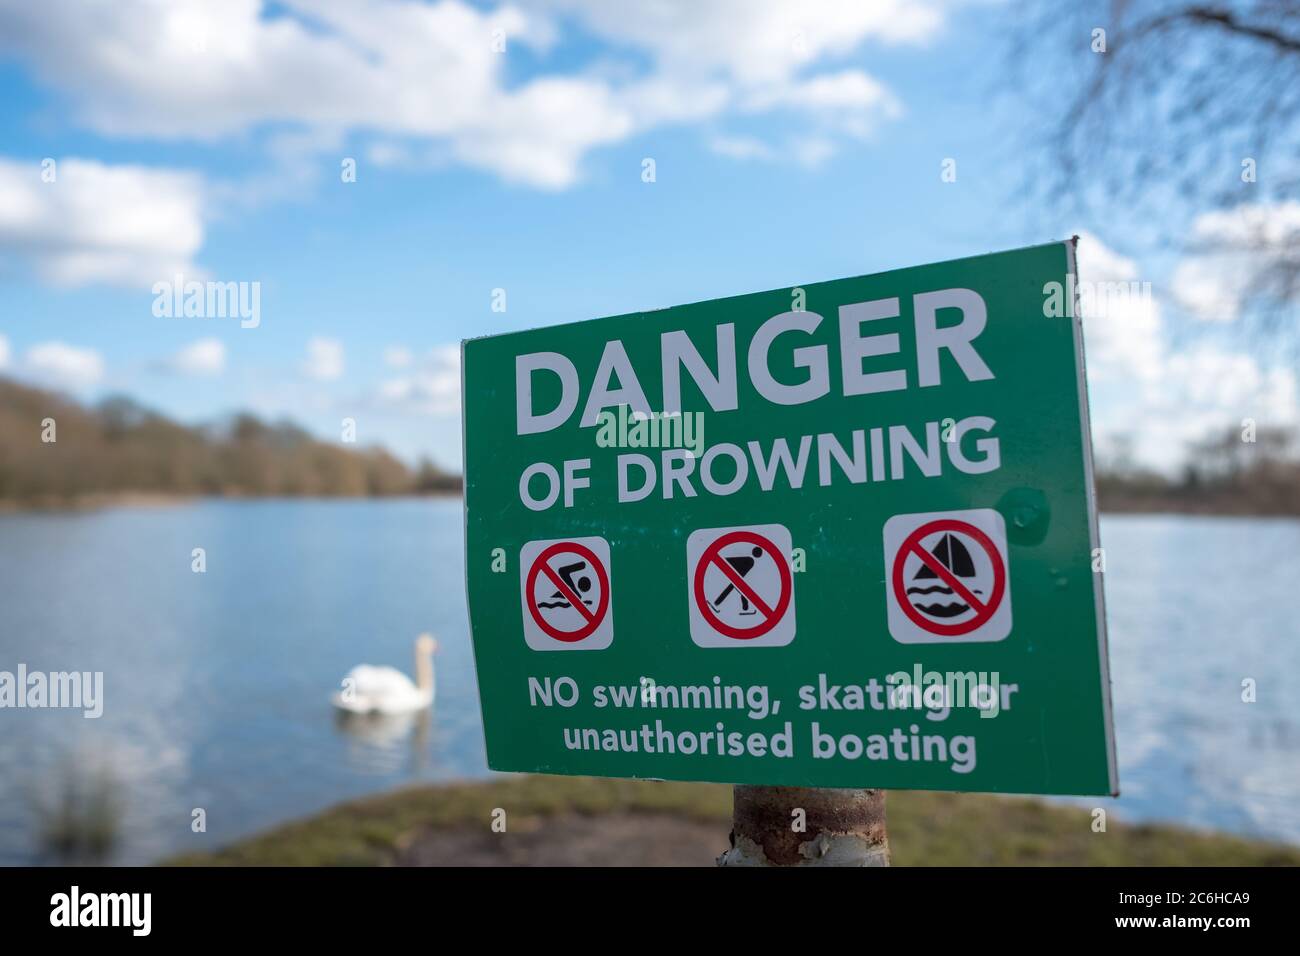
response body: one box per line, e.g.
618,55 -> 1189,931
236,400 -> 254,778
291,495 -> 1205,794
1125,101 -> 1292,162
0,500 -> 1296,864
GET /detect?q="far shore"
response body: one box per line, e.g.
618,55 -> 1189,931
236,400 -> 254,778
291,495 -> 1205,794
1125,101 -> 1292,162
0,490 -> 462,514
1098,494 -> 1300,518
3,490 -> 1299,519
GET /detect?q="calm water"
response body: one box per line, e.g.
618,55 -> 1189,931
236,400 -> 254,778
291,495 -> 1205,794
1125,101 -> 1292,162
0,501 -> 1296,864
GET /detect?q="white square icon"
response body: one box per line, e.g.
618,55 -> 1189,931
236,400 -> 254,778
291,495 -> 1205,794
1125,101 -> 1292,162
882,508 -> 1012,644
519,536 -> 614,651
686,524 -> 796,648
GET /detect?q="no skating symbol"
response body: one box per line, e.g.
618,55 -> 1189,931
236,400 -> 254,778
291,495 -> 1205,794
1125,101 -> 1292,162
686,524 -> 796,648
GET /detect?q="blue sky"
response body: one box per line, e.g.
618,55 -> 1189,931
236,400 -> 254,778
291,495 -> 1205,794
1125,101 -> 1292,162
0,0 -> 1294,471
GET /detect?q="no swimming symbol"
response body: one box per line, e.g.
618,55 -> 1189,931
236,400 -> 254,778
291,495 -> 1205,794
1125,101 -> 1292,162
520,537 -> 614,650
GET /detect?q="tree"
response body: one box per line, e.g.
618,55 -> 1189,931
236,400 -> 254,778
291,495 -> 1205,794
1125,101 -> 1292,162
0,376 -> 462,504
1014,2 -> 1299,330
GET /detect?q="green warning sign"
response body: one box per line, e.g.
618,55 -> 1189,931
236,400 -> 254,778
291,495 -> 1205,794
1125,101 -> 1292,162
462,240 -> 1117,795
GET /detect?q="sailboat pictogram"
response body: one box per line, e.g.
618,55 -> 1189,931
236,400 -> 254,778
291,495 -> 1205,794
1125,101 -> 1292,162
907,532 -> 984,618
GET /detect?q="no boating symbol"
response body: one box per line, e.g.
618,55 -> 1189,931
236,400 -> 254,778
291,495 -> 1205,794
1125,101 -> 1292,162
686,524 -> 796,648
882,509 -> 1012,644
519,536 -> 613,651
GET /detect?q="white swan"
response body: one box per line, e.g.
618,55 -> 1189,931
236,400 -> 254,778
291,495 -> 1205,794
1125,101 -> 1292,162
332,634 -> 437,714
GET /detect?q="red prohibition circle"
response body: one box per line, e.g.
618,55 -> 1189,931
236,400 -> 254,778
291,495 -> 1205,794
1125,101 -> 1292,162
891,519 -> 1005,636
693,530 -> 792,640
525,541 -> 610,643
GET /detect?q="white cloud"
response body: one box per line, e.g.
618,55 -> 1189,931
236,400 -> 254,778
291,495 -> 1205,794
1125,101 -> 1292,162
303,337 -> 345,381
547,0 -> 944,84
0,156 -> 205,288
1168,264 -> 1241,323
166,338 -> 226,376
383,346 -> 414,369
377,345 -> 461,415
1170,201 -> 1300,322
790,136 -> 837,169
707,132 -> 843,169
0,0 -> 951,189
1116,345 -> 1299,470
744,70 -> 900,122
1078,232 -> 1300,471
708,135 -> 775,162
1075,230 -> 1163,386
24,341 -> 105,389
0,334 -> 9,368
1192,201 -> 1300,247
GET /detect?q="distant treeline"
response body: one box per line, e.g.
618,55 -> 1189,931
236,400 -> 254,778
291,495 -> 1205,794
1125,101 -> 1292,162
3,376 -> 1296,514
1096,426 -> 1300,516
0,377 -> 460,506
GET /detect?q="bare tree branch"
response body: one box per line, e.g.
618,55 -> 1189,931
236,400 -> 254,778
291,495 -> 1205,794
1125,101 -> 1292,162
1008,0 -> 1300,340
1138,5 -> 1300,53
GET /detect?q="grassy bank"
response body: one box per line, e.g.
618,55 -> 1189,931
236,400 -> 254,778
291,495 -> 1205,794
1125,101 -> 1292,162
166,775 -> 1299,866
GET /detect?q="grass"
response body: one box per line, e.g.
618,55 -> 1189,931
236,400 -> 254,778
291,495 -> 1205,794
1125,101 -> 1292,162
164,775 -> 1300,867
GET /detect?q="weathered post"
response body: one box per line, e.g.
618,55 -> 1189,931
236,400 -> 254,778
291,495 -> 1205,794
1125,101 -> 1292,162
462,243 -> 1119,850
717,786 -> 889,867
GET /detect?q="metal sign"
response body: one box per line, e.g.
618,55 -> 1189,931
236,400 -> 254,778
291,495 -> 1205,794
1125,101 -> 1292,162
463,240 -> 1117,795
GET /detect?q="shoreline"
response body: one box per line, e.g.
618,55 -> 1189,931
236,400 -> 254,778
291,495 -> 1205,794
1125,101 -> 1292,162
164,775 -> 1300,867
3,492 -> 1298,519
0,490 -> 463,514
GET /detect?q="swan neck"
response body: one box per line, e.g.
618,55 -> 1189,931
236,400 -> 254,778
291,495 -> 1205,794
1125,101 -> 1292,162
416,646 -> 434,693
